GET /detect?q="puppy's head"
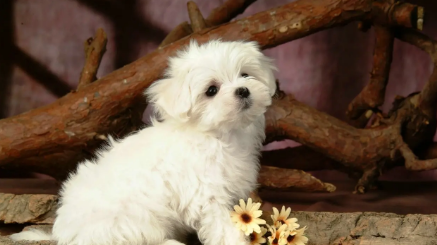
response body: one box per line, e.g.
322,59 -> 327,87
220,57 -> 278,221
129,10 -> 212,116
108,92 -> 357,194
145,39 -> 277,131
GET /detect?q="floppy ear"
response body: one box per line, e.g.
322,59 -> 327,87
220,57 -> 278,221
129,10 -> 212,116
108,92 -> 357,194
144,77 -> 192,122
259,57 -> 278,97
243,41 -> 278,97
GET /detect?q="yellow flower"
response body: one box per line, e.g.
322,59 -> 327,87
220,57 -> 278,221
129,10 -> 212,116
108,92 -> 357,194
282,227 -> 308,245
266,224 -> 289,245
231,198 -> 266,235
249,226 -> 267,245
271,206 -> 299,230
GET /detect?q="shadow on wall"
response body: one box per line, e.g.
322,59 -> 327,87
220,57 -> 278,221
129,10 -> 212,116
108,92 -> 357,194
76,0 -> 167,68
0,0 -> 13,118
0,0 -> 169,119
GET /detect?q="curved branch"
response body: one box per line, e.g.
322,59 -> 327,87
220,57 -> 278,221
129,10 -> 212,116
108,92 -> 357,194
77,28 -> 107,90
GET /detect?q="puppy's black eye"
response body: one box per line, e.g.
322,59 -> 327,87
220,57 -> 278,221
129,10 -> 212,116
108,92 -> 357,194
205,85 -> 218,97
241,73 -> 249,78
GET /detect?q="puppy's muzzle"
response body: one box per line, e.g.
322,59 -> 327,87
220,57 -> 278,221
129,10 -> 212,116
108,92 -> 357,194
235,87 -> 250,98
235,87 -> 251,110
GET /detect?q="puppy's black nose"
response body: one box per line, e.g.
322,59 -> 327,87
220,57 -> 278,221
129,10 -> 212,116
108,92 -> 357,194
235,87 -> 250,98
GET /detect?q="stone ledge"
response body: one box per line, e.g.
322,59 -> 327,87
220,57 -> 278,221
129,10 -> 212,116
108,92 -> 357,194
1,211 -> 436,245
0,193 -> 57,224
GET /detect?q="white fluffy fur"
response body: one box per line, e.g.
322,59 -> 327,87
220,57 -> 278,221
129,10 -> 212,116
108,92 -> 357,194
10,39 -> 277,245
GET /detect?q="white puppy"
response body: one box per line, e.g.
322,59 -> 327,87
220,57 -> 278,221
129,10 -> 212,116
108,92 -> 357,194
10,39 -> 277,245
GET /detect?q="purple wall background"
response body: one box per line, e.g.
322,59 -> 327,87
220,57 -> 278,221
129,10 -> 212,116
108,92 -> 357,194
2,0 -> 437,181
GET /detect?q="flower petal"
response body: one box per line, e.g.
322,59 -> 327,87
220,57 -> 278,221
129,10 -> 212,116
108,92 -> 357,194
280,206 -> 286,216
246,198 -> 253,210
253,225 -> 261,234
284,207 -> 291,218
259,237 -> 266,244
240,199 -> 247,210
234,205 -> 243,213
250,202 -> 262,213
273,207 -> 279,217
252,210 -> 263,218
254,218 -> 266,224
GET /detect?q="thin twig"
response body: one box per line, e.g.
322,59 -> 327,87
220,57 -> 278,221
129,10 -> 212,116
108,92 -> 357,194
159,0 -> 257,47
187,1 -> 207,32
258,166 -> 336,193
77,28 -> 107,90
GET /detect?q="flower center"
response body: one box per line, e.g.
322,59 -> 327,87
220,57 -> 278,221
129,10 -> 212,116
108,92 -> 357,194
249,233 -> 256,242
241,213 -> 252,223
273,238 -> 278,245
287,235 -> 295,242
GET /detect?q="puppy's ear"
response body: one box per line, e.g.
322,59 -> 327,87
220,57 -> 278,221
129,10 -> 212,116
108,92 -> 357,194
145,77 -> 192,122
243,41 -> 278,97
259,56 -> 278,97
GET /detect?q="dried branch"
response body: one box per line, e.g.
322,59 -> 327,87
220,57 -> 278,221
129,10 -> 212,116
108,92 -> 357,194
347,26 -> 394,119
187,1 -> 207,32
399,141 -> 437,171
389,2 -> 424,30
0,0 -> 423,181
346,2 -> 425,119
159,0 -> 257,47
77,28 -> 107,90
259,166 -> 336,193
369,1 -> 424,29
265,77 -> 436,194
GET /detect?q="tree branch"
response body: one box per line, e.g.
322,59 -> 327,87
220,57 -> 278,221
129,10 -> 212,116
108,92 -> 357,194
346,2 -> 425,120
264,79 -> 435,193
347,26 -> 394,119
187,1 -> 207,32
259,166 -> 336,193
77,28 -> 107,91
